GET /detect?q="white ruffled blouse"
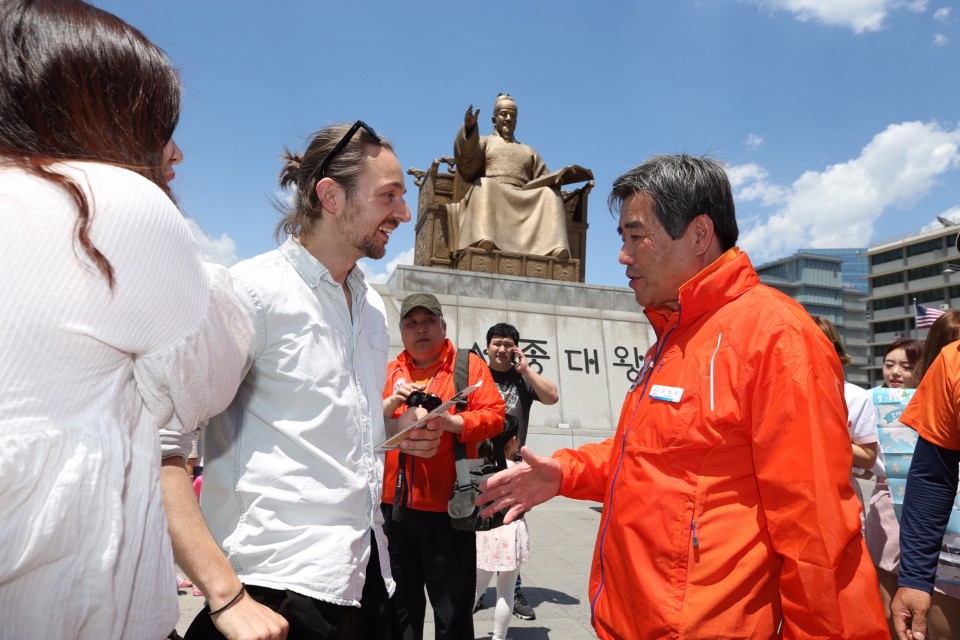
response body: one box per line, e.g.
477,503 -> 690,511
0,162 -> 253,639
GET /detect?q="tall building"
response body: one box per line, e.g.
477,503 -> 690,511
866,224 -> 960,386
804,248 -> 869,293
755,251 -> 869,387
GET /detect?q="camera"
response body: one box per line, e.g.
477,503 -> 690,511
405,390 -> 443,412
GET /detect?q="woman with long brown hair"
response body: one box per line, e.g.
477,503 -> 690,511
867,335 -> 960,638
0,2 -> 252,638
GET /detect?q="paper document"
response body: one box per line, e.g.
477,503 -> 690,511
375,380 -> 482,451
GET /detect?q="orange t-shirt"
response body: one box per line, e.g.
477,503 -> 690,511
901,339 -> 960,451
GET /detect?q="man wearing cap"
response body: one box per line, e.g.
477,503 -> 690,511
381,293 -> 505,640
161,122 -> 442,640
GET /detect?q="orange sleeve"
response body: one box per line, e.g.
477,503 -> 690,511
552,382 -> 639,503
457,353 -> 505,443
901,343 -> 960,451
750,322 -> 887,638
553,439 -> 615,503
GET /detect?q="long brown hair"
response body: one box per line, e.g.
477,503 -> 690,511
274,123 -> 393,242
812,316 -> 852,366
0,0 -> 182,287
916,310 -> 960,382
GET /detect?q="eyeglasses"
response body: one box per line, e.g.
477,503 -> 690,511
316,120 -> 381,181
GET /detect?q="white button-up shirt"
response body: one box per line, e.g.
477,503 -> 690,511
172,237 -> 394,605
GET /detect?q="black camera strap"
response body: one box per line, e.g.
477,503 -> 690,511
391,452 -> 408,522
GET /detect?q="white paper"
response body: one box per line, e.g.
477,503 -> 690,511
375,380 -> 483,451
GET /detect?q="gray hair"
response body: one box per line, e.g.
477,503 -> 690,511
609,154 -> 739,251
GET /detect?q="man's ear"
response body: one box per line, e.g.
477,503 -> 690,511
690,214 -> 716,257
315,177 -> 341,215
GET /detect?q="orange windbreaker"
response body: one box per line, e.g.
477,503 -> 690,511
382,339 -> 505,512
554,249 -> 887,640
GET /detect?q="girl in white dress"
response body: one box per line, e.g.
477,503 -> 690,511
475,418 -> 531,640
0,3 -> 252,638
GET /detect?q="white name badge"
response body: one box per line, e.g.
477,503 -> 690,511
649,385 -> 684,403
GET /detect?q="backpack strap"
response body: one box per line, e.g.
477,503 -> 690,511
453,348 -> 471,413
452,348 -> 472,469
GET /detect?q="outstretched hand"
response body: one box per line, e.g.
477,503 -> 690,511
464,105 -> 479,132
477,446 -> 562,524
891,587 -> 932,640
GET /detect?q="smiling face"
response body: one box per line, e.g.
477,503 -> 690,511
337,145 -> 410,261
400,307 -> 447,367
162,138 -> 182,183
617,192 -> 701,312
883,347 -> 916,388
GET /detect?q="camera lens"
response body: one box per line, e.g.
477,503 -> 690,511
405,390 -> 427,408
420,393 -> 443,412
405,390 -> 443,412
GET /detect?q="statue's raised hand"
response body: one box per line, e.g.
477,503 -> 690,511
464,105 -> 479,132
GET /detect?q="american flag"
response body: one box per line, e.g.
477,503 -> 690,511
915,303 -> 947,329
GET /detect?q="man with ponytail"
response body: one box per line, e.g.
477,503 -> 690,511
162,122 -> 442,640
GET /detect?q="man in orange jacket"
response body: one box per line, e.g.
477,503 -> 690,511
381,293 -> 505,640
478,154 -> 888,639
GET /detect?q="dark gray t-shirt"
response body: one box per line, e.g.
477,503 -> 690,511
490,367 -> 539,446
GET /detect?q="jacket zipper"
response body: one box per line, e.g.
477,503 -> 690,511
691,519 -> 700,549
591,309 -> 682,623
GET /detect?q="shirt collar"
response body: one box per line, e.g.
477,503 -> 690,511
279,236 -> 368,292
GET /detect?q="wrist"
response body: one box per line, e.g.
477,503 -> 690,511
204,579 -> 246,610
208,584 -> 246,616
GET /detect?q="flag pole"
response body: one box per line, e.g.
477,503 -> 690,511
912,297 -> 917,339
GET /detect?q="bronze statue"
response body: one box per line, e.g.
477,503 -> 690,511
447,94 -> 590,259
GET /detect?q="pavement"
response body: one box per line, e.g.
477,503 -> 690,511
173,495 -> 602,639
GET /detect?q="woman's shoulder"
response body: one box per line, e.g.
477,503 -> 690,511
60,161 -> 168,201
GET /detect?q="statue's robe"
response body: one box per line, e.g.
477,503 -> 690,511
448,128 -> 569,257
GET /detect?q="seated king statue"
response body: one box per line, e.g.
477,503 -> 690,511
447,93 -> 590,260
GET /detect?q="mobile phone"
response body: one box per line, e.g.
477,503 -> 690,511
512,351 -> 520,366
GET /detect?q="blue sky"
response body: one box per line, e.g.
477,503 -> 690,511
96,0 -> 960,288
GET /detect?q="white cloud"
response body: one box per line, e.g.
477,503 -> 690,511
751,0 -> 927,33
738,121 -> 960,261
185,218 -> 240,266
934,7 -> 951,21
726,163 -> 790,206
744,133 -> 765,150
934,32 -> 950,45
358,247 -> 415,284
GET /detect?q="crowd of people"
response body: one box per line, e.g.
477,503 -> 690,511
2,2 -> 960,640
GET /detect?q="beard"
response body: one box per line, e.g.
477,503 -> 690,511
357,236 -> 385,260
339,203 -> 386,260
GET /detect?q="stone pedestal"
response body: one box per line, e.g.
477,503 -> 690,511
377,265 -> 655,447
456,248 -> 580,283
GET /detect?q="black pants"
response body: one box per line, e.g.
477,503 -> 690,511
184,538 -> 398,640
380,505 -> 476,640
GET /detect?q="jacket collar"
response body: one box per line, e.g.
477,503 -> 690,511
397,338 -> 455,373
644,248 -> 759,336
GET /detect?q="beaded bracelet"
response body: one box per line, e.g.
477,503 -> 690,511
208,584 -> 246,616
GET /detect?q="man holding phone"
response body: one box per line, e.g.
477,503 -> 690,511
483,322 -> 559,621
485,323 -> 559,450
